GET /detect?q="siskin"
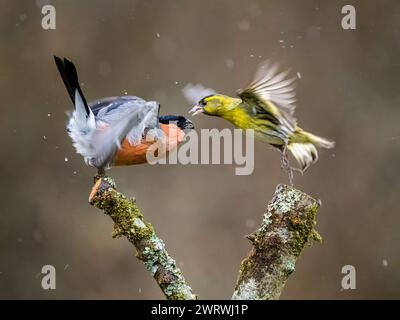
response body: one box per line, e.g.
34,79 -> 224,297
185,60 -> 334,180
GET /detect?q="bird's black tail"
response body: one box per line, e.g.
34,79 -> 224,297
54,56 -> 90,115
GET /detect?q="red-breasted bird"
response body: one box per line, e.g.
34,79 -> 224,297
54,56 -> 194,175
184,60 -> 334,178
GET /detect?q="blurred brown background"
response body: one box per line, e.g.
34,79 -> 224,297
0,0 -> 399,299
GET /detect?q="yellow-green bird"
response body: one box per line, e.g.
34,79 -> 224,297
185,60 -> 334,175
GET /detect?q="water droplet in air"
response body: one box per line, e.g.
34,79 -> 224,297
383,259 -> 388,267
225,59 -> 234,69
245,219 -> 256,228
238,20 -> 250,31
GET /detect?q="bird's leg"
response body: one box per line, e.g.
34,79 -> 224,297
287,167 -> 294,186
280,146 -> 294,186
280,146 -> 289,170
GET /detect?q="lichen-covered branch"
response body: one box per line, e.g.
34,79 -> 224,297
232,184 -> 321,300
89,177 -> 197,300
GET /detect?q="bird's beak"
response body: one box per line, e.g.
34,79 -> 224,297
189,105 -> 204,116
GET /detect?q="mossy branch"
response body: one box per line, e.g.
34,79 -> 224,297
232,184 -> 321,300
89,176 -> 197,300
88,178 -> 319,300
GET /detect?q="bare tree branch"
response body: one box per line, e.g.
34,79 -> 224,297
89,176 -> 197,300
232,184 -> 321,300
88,177 -> 319,300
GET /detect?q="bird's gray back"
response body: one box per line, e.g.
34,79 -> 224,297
89,95 -> 162,145
89,96 -> 146,119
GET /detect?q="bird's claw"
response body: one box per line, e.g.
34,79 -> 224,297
94,172 -> 105,184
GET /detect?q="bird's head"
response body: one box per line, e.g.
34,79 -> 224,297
176,116 -> 195,130
189,94 -> 240,117
158,115 -> 195,130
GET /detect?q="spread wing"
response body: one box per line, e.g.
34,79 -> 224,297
86,111 -> 143,170
182,83 -> 216,105
237,60 -> 297,131
72,96 -> 164,168
90,96 -> 163,145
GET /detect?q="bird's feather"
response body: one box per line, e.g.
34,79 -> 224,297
238,60 -> 297,131
182,83 -> 216,105
54,56 -> 91,116
89,96 -> 164,145
88,111 -> 145,170
68,99 -> 160,170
